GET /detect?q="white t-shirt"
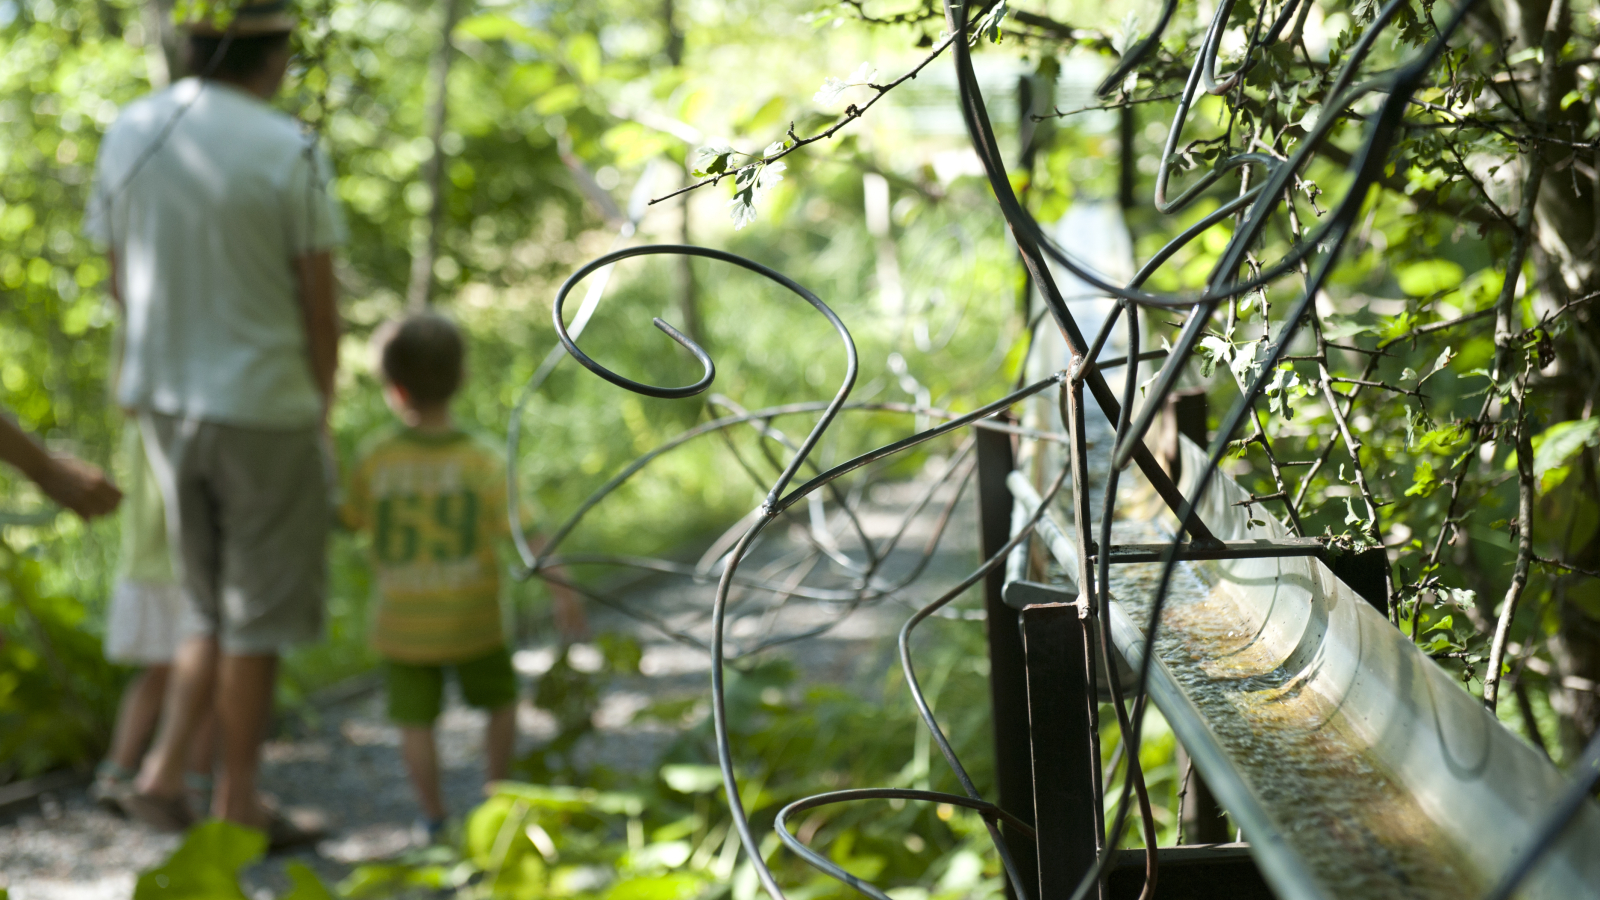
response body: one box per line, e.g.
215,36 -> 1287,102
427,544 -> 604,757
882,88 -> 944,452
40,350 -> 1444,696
85,78 -> 346,429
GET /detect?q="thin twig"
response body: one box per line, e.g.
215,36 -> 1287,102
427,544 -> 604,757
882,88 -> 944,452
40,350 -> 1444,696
648,30 -> 961,206
1533,554 -> 1600,579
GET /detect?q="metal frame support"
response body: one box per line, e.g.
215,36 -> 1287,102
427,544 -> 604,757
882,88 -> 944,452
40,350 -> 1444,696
1010,583 -> 1104,900
1328,546 -> 1391,615
977,421 -> 1039,900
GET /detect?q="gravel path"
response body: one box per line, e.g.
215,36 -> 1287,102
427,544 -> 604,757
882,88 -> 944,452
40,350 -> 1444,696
0,477 -> 979,899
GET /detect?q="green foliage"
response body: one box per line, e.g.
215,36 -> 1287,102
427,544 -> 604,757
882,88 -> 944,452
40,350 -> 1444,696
1532,418 -> 1600,492
133,820 -> 269,900
130,623 -> 1009,900
0,533 -> 120,779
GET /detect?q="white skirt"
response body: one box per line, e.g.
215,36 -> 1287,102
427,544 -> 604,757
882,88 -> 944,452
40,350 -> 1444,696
104,579 -> 186,665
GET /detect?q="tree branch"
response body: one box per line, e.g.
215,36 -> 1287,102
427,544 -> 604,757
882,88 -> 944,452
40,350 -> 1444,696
648,24 -> 990,206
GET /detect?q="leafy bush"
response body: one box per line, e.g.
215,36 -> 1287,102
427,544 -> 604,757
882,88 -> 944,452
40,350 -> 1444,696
0,533 -> 120,781
134,622 -> 1026,900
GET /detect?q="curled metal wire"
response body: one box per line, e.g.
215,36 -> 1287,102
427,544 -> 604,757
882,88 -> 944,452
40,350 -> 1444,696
943,0 -> 1487,897
504,0 -> 1502,897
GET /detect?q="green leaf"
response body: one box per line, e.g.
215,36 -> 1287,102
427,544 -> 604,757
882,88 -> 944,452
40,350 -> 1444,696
133,820 -> 267,900
454,12 -> 550,49
564,33 -> 603,84
691,142 -> 734,178
976,0 -> 1010,42
605,873 -> 708,900
1396,259 -> 1464,296
1405,460 -> 1438,497
1344,496 -> 1365,528
660,763 -> 723,794
281,862 -> 338,900
1532,418 -> 1600,487
338,862 -> 452,898
597,633 -> 643,674
1197,334 -> 1231,379
492,781 -> 646,815
1417,424 -> 1468,454
1419,346 -> 1455,385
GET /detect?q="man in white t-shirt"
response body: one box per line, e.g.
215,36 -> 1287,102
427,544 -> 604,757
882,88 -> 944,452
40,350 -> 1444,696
85,0 -> 341,844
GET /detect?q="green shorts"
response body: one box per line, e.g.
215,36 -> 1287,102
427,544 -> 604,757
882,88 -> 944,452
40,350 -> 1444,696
384,647 -> 517,726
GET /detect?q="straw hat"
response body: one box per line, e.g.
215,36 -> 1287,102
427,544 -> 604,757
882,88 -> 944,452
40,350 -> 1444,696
186,0 -> 296,37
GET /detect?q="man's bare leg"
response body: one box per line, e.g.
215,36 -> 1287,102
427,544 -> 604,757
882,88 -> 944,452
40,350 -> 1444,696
135,636 -> 218,800
211,653 -> 278,825
485,703 -> 515,785
400,726 -> 446,822
187,706 -> 218,780
109,665 -> 170,772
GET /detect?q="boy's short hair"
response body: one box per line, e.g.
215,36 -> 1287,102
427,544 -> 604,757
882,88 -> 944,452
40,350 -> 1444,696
379,313 -> 465,407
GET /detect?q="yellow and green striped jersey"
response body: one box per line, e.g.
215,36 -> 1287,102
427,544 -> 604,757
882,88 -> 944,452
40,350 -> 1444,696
344,427 -> 510,664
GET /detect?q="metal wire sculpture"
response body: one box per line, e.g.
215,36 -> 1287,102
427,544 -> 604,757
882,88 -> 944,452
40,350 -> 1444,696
503,0 -> 1594,897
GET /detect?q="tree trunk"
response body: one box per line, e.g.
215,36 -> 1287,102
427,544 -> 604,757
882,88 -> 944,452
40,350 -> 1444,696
143,0 -> 180,87
406,0 -> 465,311
663,0 -> 701,345
1510,0 -> 1600,746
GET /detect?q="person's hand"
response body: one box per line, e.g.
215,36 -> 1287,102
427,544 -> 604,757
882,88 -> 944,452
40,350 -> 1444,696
34,455 -> 122,519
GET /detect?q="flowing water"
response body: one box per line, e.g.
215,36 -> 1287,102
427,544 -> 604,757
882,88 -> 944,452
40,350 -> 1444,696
1106,531 -> 1491,899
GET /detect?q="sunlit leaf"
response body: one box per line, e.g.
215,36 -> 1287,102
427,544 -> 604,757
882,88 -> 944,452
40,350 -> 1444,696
1396,259 -> 1464,296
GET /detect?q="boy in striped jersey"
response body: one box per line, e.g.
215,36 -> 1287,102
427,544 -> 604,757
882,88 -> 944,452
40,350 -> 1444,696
344,313 -> 579,841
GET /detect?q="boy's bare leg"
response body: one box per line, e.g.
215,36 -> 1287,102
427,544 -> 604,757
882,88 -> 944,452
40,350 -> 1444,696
486,703 -> 515,785
211,653 -> 278,825
400,726 -> 446,821
109,665 -> 170,772
136,635 -> 218,799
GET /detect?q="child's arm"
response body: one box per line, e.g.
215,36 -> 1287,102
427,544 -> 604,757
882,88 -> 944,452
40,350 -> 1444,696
0,411 -> 121,519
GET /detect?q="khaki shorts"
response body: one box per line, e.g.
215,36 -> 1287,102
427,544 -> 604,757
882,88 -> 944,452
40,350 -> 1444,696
140,413 -> 330,655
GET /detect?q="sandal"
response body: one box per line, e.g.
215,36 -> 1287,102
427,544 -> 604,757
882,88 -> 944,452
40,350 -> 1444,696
115,788 -> 197,833
184,772 -> 214,817
90,762 -> 135,815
